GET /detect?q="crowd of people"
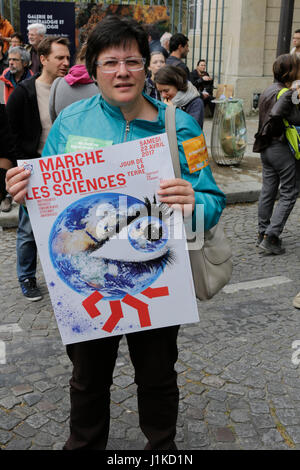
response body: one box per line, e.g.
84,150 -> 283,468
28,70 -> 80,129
0,19 -> 219,299
0,20 -> 216,218
146,28 -> 215,123
145,25 -> 300,316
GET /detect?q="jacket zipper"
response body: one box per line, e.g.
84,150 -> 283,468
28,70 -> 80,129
124,121 -> 130,142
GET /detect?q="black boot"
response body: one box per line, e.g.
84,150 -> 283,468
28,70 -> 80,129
259,234 -> 285,255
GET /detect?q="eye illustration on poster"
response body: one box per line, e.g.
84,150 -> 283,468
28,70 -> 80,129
49,193 -> 175,300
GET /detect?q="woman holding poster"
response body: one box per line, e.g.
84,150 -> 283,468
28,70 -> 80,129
6,16 -> 225,451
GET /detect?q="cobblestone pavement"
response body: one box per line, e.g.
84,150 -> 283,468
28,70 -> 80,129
1,200 -> 300,451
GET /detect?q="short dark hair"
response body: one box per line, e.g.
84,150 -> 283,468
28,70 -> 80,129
37,36 -> 70,58
147,25 -> 160,41
197,59 -> 206,66
169,33 -> 189,53
294,29 -> 300,34
86,16 -> 150,79
11,32 -> 24,44
273,53 -> 300,85
154,65 -> 188,92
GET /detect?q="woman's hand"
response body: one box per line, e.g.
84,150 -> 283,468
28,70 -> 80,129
157,178 -> 195,216
6,166 -> 31,205
163,99 -> 173,106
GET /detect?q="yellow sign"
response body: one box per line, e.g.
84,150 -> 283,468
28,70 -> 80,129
182,134 -> 209,174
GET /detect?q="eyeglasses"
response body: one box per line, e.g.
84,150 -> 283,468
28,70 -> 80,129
95,57 -> 146,73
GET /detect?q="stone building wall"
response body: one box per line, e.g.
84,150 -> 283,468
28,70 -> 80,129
187,0 -> 300,115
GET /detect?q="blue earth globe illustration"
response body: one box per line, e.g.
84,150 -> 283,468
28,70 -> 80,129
49,193 -> 172,300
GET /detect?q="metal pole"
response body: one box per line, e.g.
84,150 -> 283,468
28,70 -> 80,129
10,0 -> 14,29
191,0 -> 197,70
218,0 -> 225,83
199,0 -> 204,61
186,0 -> 189,35
212,0 -> 218,80
178,0 -> 183,33
206,0 -> 211,65
276,0 -> 295,56
171,0 -> 175,34
0,0 -> 3,17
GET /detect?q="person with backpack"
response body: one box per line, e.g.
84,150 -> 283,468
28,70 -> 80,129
253,53 -> 300,255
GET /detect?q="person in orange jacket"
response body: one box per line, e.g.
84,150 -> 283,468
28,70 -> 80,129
0,14 -> 14,53
0,46 -> 32,104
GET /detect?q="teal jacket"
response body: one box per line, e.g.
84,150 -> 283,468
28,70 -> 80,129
42,93 -> 226,231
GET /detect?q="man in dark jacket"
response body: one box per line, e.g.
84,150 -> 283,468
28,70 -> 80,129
166,33 -> 190,79
0,104 -> 17,212
0,46 -> 32,104
6,36 -> 70,301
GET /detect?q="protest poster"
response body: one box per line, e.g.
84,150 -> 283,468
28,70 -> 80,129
18,134 -> 199,345
20,1 -> 76,58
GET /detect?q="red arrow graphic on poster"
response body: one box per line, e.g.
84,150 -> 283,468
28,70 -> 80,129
141,286 -> 169,298
121,294 -> 151,328
82,291 -> 103,318
102,300 -> 124,333
82,287 -> 170,332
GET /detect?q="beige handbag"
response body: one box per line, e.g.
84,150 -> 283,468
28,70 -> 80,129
165,105 -> 232,300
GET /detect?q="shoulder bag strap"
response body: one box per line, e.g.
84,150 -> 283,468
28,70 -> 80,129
49,77 -> 62,123
276,87 -> 290,129
277,87 -> 289,100
165,104 -> 181,178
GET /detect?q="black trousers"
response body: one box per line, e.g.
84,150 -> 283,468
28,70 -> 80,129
202,95 -> 215,116
64,325 -> 180,450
